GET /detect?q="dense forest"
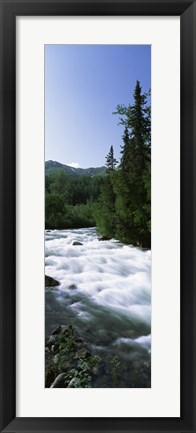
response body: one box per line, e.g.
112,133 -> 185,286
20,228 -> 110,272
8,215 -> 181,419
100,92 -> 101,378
45,81 -> 151,248
45,173 -> 104,229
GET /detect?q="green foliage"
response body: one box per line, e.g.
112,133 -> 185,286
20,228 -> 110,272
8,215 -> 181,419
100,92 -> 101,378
45,173 -> 104,229
46,325 -> 102,388
103,355 -> 121,386
45,193 -> 65,228
88,354 -> 101,369
93,175 -> 116,238
105,145 -> 118,173
110,355 -> 121,384
94,80 -> 151,248
62,363 -> 92,388
93,146 -> 118,238
114,81 -> 151,247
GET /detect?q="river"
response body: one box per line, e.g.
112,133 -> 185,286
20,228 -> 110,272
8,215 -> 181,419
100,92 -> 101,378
45,227 -> 151,387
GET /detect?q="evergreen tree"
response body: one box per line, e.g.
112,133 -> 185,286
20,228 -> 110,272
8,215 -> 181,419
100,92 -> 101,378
105,145 -> 118,172
120,127 -> 130,172
94,146 -> 117,238
113,81 -> 151,247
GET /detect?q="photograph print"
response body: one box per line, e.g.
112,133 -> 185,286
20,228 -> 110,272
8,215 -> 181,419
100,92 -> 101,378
45,44 -> 151,388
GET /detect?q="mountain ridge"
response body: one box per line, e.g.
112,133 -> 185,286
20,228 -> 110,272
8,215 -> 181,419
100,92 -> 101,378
45,160 -> 106,177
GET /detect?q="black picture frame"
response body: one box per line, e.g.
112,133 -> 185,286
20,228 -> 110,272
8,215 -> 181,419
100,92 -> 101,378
0,0 -> 196,432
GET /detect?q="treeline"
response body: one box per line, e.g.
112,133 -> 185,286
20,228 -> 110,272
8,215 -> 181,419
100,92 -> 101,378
45,172 -> 104,228
94,81 -> 151,248
45,80 -> 151,248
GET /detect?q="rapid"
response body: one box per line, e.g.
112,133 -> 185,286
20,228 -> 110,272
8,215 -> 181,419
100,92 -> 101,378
45,227 -> 151,387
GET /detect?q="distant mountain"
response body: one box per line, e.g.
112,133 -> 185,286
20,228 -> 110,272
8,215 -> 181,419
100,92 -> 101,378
45,160 -> 106,177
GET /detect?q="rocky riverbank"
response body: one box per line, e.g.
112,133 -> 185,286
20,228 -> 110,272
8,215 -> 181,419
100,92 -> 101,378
45,324 -> 151,388
46,324 -> 103,388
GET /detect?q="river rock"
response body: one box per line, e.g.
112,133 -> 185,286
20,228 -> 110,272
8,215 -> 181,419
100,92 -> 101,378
70,297 -> 81,304
52,325 -> 62,335
48,335 -> 56,345
98,236 -> 110,241
60,325 -> 75,336
68,284 -> 77,290
72,241 -> 83,246
50,373 -> 67,388
68,377 -> 81,388
74,347 -> 88,359
53,354 -> 59,364
92,366 -> 99,375
45,275 -> 60,287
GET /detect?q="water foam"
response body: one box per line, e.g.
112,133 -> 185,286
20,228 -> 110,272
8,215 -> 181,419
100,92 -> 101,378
45,227 -> 151,350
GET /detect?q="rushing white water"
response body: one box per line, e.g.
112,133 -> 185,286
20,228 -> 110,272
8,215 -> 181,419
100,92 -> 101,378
45,227 -> 151,366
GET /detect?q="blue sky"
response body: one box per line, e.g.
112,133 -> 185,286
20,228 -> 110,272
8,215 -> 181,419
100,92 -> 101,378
45,45 -> 151,168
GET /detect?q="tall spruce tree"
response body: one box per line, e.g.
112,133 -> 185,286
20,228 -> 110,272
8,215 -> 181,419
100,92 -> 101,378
105,145 -> 118,173
94,146 -> 117,238
113,81 -> 151,247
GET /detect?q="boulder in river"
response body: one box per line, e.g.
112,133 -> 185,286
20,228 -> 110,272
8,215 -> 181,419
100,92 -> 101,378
98,236 -> 110,241
68,377 -> 81,388
68,284 -> 77,290
45,275 -> 60,287
50,373 -> 67,388
72,241 -> 83,246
